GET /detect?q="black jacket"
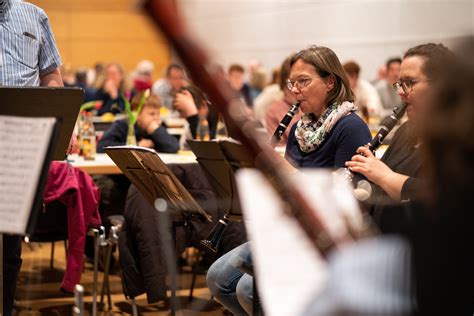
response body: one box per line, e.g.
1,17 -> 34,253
118,163 -> 246,303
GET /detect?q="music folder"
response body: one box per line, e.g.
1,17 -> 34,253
104,146 -> 211,223
0,86 -> 84,235
186,139 -> 255,219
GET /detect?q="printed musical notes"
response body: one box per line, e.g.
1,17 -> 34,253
0,116 -> 55,234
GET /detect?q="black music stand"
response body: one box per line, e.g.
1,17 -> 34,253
187,139 -> 255,219
0,86 -> 84,315
0,86 -> 84,160
187,139 -> 264,314
104,146 -> 211,315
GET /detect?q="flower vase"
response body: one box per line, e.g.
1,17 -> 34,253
126,121 -> 137,146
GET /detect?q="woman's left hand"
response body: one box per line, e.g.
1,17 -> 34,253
345,146 -> 393,186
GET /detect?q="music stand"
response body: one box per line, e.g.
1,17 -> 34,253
0,86 -> 84,160
104,145 -> 211,315
0,86 -> 84,315
187,139 -> 255,219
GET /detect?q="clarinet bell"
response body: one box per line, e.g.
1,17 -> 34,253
200,215 -> 229,253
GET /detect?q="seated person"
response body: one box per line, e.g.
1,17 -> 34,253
98,93 -> 179,153
94,63 -> 129,116
118,85 -> 246,305
304,41 -> 471,315
119,164 -> 247,305
206,45 -> 372,315
345,43 -> 453,234
94,93 -> 179,226
173,84 -> 219,142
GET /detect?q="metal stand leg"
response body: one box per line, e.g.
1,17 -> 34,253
50,241 -> 55,270
170,222 -> 180,316
92,229 -> 99,316
99,242 -> 112,311
253,277 -> 260,316
155,199 -> 179,316
89,226 -> 105,316
73,284 -> 85,316
130,297 -> 138,316
1,234 -> 3,316
189,266 -> 197,302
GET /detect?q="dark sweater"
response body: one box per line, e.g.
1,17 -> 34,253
97,119 -> 179,153
285,112 -> 371,168
94,89 -> 127,116
370,121 -> 423,234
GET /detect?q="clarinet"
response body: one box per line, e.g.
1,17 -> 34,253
350,102 -> 408,201
368,102 -> 408,152
270,101 -> 301,147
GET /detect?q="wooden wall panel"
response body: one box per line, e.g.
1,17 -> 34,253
27,0 -> 171,79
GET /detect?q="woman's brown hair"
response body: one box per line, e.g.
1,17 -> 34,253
290,45 -> 354,105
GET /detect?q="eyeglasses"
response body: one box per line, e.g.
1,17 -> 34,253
286,77 -> 315,90
393,79 -> 430,94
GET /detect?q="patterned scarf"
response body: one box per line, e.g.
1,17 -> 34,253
295,101 -> 357,153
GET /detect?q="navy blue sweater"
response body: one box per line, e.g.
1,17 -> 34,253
285,112 -> 371,169
97,119 -> 180,153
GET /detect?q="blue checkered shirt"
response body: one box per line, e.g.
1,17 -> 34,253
0,0 -> 61,86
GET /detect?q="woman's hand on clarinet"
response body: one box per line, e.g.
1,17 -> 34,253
345,146 -> 408,200
346,146 -> 391,185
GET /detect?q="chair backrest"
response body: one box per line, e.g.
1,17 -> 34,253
29,200 -> 68,242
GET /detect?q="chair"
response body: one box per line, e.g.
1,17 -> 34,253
26,200 -> 69,270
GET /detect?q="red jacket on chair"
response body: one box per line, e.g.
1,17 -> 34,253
43,161 -> 101,292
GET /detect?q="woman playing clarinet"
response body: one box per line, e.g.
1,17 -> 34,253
206,45 -> 371,315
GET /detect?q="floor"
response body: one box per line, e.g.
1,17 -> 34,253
14,241 -> 227,315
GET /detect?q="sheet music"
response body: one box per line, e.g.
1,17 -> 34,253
0,116 -> 55,234
236,168 -> 363,316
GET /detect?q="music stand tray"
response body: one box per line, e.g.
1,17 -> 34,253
104,145 -> 211,223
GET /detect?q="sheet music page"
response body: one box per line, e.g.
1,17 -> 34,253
0,116 -> 55,234
236,168 -> 363,316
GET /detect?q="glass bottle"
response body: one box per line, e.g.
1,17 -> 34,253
79,112 -> 96,160
196,115 -> 210,141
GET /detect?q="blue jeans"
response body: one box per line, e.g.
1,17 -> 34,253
206,242 -> 253,315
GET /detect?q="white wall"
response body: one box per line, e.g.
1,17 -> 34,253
178,0 -> 473,80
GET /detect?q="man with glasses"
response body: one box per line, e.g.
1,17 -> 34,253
346,43 -> 452,233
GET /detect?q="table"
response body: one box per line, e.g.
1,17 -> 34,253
68,151 -> 196,175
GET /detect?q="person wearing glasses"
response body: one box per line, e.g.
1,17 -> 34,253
345,43 -> 452,233
206,46 -> 371,315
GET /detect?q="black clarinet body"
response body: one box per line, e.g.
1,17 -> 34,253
270,101 -> 301,146
368,102 -> 408,152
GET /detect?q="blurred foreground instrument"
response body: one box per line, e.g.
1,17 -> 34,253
143,0 -> 362,257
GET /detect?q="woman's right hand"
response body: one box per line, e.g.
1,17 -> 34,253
346,146 -> 408,200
